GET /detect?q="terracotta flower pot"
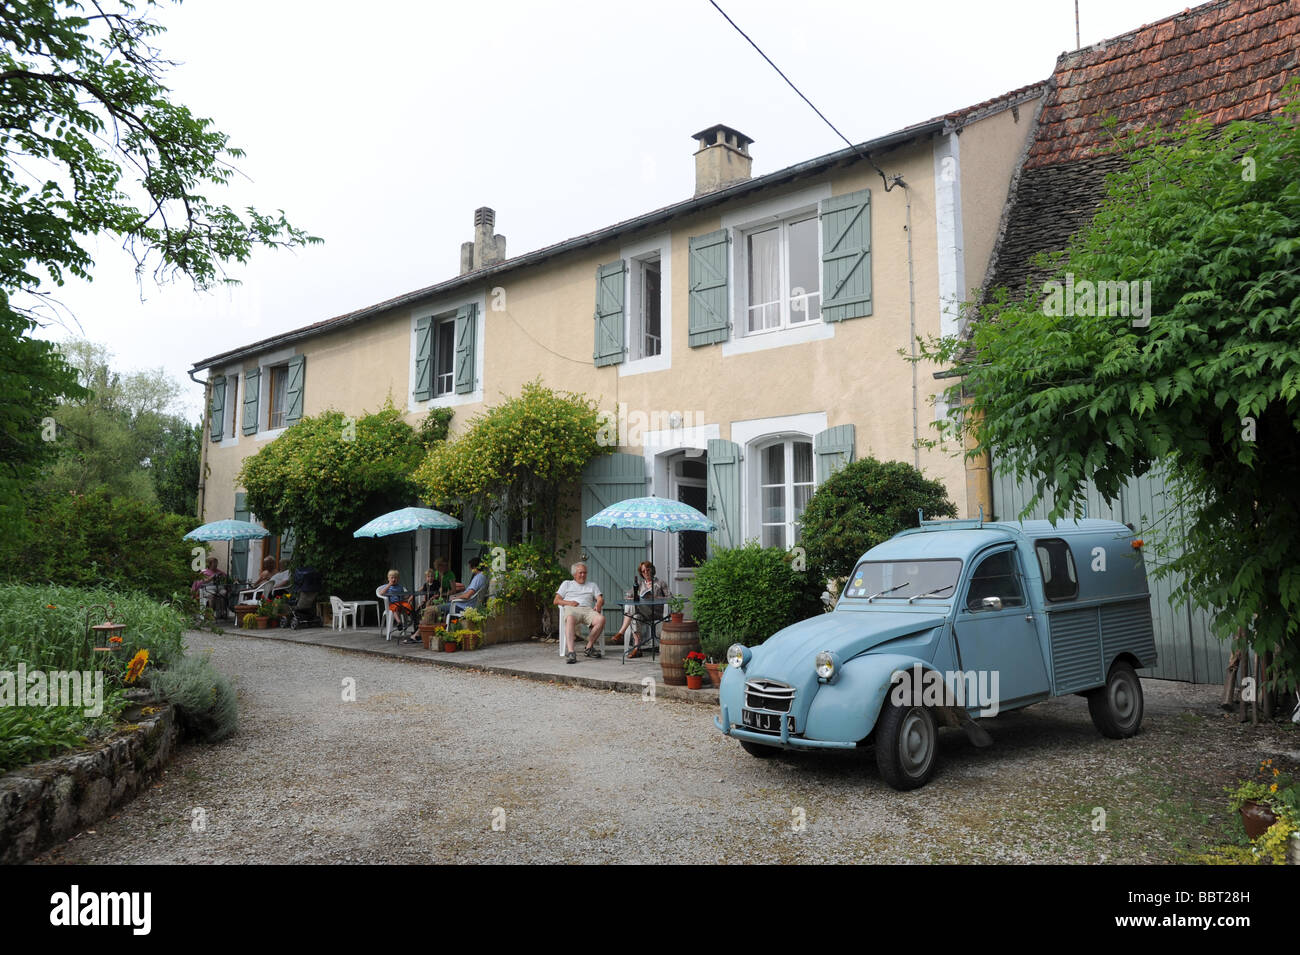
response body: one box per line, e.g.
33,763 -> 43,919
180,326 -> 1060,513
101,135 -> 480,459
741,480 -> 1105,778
418,625 -> 437,650
669,612 -> 684,624
1240,800 -> 1278,839
443,641 -> 458,653
705,662 -> 723,688
686,674 -> 704,690
256,616 -> 271,629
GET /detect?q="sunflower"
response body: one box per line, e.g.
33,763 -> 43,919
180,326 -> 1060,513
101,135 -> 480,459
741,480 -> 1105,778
124,649 -> 149,684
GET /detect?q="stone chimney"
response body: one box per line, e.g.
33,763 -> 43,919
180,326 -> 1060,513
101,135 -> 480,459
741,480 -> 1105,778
459,206 -> 507,274
693,124 -> 754,196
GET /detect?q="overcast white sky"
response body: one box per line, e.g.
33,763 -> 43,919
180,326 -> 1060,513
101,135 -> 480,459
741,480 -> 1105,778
37,0 -> 1185,417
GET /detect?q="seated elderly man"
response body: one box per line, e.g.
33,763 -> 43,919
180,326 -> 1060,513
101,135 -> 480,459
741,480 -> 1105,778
554,562 -> 604,664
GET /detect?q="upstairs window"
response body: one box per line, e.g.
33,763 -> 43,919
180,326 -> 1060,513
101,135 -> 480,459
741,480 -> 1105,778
434,316 -> 455,396
267,364 -> 289,430
745,214 -> 821,334
226,375 -> 239,439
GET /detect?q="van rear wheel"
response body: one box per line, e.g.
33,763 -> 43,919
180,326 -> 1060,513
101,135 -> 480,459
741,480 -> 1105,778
1088,661 -> 1144,739
875,701 -> 937,790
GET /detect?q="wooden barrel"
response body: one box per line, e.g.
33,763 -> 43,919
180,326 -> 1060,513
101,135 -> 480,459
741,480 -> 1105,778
660,619 -> 701,686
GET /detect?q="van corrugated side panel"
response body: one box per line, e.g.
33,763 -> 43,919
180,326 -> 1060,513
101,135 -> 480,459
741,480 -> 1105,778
1048,607 -> 1105,694
992,459 -> 1229,684
1100,599 -> 1158,669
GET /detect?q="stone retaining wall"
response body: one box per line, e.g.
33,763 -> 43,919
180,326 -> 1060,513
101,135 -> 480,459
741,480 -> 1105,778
0,703 -> 179,864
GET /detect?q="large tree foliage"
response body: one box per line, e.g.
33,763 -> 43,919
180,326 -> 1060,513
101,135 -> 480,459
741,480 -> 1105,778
799,457 -> 957,586
238,406 -> 428,598
921,97 -> 1300,689
413,380 -> 608,548
0,0 -> 317,308
0,1 -> 314,540
42,338 -> 187,503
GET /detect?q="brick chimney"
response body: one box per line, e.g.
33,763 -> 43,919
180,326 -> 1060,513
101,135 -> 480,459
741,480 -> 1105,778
693,124 -> 754,196
459,207 -> 507,274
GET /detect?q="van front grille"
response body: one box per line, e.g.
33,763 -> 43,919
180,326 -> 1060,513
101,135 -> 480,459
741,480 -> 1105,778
746,679 -> 795,713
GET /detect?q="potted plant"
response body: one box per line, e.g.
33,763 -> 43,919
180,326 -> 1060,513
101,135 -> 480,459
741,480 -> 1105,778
275,594 -> 293,626
1227,759 -> 1298,861
256,599 -> 275,629
458,607 -> 486,651
683,651 -> 708,690
241,612 -> 257,630
666,593 -> 686,624
443,630 -> 460,653
418,605 -> 443,650
699,630 -> 732,688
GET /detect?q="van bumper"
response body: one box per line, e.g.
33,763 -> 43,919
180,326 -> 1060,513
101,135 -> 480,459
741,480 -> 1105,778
715,704 -> 857,750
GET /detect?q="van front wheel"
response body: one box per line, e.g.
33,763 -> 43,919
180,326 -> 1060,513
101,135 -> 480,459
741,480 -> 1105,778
1088,661 -> 1144,739
875,702 -> 937,790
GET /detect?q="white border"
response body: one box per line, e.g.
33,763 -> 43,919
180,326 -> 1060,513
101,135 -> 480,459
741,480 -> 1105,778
730,411 -> 827,543
619,231 -> 671,377
253,345 -> 297,442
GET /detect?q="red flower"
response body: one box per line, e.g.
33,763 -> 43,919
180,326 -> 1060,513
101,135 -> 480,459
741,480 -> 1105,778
685,651 -> 706,662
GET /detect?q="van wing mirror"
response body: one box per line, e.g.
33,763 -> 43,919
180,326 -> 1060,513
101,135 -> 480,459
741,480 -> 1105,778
980,596 -> 1003,611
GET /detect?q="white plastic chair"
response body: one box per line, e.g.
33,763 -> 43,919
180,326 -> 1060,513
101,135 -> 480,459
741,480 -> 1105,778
557,605 -> 606,657
329,596 -> 357,631
376,585 -> 412,640
237,581 -> 272,605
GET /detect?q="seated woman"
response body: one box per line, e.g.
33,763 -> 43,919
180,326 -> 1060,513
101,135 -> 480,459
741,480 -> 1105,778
192,557 -> 230,617
612,560 -> 670,658
251,555 -> 277,592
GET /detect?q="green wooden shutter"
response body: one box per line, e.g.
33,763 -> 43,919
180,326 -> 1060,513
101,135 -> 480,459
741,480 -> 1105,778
285,355 -> 306,427
688,229 -> 730,346
593,260 -> 626,367
820,188 -> 872,322
454,303 -> 477,395
581,453 -> 648,632
814,424 -> 856,483
706,438 -> 742,551
231,492 -> 250,582
414,316 -> 434,400
242,369 -> 260,435
209,376 -> 226,442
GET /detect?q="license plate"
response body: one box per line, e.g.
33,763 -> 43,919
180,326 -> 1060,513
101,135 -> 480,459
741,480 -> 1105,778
742,709 -> 781,732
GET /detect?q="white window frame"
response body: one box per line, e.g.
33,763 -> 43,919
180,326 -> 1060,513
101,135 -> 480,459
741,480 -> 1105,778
253,345 -> 296,442
217,363 -> 241,448
619,231 -> 671,377
265,362 -> 290,431
750,435 -> 815,550
732,411 -> 827,546
740,213 -> 822,335
721,183 -> 834,357
407,292 -> 486,413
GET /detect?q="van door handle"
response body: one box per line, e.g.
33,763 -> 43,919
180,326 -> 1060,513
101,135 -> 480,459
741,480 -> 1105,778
1025,614 -> 1034,622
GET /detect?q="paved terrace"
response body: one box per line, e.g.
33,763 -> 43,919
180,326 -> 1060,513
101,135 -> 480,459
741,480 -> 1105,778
224,621 -> 720,705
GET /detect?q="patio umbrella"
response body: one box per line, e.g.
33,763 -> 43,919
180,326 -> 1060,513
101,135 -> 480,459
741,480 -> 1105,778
352,506 -> 463,538
184,519 -> 270,542
585,496 -> 717,594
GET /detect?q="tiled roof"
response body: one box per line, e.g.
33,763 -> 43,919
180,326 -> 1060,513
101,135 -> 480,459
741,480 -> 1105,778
984,0 -> 1299,297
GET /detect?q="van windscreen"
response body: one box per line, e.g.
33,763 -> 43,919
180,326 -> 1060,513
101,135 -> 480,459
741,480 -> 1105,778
842,559 -> 963,601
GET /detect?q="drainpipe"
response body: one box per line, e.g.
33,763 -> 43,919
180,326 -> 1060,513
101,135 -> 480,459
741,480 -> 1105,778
187,366 -> 210,525
900,180 -> 920,469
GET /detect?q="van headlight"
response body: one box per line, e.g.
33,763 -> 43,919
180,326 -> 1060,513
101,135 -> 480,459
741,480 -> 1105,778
727,643 -> 750,669
815,650 -> 841,682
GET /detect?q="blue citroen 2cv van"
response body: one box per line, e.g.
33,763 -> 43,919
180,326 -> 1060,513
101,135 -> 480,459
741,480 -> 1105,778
715,518 -> 1157,790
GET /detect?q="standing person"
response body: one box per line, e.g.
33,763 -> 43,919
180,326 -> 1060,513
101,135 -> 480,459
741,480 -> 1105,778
553,562 -> 604,664
611,560 -> 670,658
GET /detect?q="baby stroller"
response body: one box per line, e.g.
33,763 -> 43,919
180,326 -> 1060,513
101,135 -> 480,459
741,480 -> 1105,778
288,567 -> 324,629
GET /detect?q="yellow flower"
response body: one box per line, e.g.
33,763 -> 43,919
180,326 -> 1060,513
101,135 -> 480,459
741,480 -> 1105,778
1270,783 -> 1278,793
124,649 -> 149,684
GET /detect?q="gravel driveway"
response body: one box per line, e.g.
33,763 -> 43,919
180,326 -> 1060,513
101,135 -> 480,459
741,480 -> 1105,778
33,631 -> 1299,864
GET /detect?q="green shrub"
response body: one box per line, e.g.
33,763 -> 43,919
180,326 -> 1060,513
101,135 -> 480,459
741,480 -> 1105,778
699,628 -> 742,663
148,652 -> 238,742
0,488 -> 193,599
0,697 -> 124,773
692,542 -> 823,647
487,539 -> 566,609
798,457 -> 958,585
